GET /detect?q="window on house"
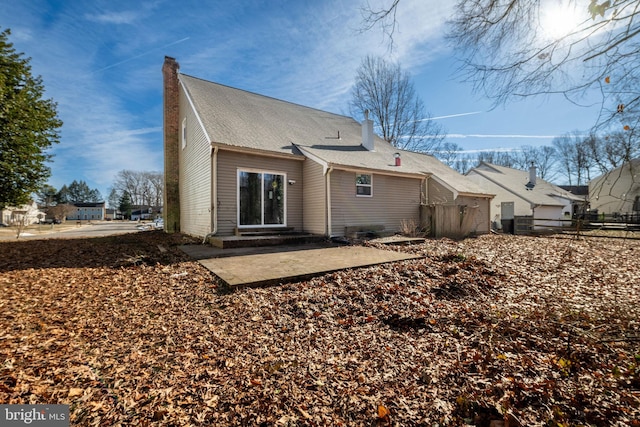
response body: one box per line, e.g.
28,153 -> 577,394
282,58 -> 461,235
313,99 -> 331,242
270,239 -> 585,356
181,118 -> 187,149
356,173 -> 372,197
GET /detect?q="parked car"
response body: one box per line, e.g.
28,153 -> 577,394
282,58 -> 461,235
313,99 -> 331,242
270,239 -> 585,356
0,223 -> 8,227
39,219 -> 61,224
153,218 -> 164,229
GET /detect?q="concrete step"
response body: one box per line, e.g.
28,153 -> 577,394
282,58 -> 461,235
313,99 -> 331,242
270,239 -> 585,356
208,233 -> 326,249
234,226 -> 294,236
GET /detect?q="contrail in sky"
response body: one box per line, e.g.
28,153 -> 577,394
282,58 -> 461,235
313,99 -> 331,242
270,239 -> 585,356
447,134 -> 558,139
423,111 -> 484,121
380,111 -> 484,129
90,37 -> 190,74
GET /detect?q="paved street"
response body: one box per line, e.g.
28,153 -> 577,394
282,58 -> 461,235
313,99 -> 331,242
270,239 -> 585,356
0,221 -> 145,240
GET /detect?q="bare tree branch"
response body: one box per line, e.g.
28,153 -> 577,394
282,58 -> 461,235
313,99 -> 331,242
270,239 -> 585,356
359,0 -> 401,50
349,55 -> 445,152
448,0 -> 640,134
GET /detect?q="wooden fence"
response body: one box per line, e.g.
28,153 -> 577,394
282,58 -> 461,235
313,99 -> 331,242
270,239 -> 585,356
420,204 -> 479,239
510,216 -> 640,235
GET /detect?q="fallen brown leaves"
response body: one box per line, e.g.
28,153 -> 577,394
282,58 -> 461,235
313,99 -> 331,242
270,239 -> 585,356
1,231 -> 639,426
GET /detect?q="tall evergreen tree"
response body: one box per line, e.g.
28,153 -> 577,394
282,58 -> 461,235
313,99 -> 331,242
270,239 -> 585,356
55,180 -> 102,203
36,184 -> 58,207
119,192 -> 132,219
0,28 -> 62,208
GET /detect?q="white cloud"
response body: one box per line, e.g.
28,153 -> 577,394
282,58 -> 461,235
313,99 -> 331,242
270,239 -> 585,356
6,0 -> 591,198
84,10 -> 140,25
2,2 -> 168,197
176,0 -> 455,114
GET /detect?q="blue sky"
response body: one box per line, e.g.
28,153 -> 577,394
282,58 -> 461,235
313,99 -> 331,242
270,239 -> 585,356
2,0 -> 602,198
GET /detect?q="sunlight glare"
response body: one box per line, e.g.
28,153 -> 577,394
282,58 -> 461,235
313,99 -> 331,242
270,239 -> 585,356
541,2 -> 583,40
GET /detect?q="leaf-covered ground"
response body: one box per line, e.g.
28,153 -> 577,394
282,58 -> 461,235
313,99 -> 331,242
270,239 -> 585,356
1,231 -> 639,426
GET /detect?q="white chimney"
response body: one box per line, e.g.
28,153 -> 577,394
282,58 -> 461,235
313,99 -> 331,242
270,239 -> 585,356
362,110 -> 374,151
528,162 -> 537,187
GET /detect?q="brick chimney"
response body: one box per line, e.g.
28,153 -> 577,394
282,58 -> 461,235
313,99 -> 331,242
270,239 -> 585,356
162,56 -> 180,233
361,110 -> 375,151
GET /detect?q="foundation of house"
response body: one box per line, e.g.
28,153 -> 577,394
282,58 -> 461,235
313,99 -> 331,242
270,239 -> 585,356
207,232 -> 326,249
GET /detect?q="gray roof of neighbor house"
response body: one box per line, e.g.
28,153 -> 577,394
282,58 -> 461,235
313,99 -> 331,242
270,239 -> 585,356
399,151 -> 494,197
468,162 -> 583,206
179,73 -> 492,196
73,202 -> 105,208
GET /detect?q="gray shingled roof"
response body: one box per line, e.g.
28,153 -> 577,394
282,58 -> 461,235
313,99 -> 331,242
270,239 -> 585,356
180,74 -> 354,156
179,73 -> 492,196
401,151 -> 494,197
468,162 -> 582,206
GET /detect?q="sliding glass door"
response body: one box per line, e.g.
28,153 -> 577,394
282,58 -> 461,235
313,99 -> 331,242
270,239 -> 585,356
238,170 -> 285,227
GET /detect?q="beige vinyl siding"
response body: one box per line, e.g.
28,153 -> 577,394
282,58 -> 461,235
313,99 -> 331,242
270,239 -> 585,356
179,89 -> 211,238
589,162 -> 640,215
302,159 -> 327,235
215,150 -> 304,236
427,177 -> 455,205
329,170 -> 421,236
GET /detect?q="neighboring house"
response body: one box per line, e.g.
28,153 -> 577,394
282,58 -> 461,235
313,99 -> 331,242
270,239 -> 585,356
66,202 -> 106,221
105,208 -> 117,220
559,185 -> 589,217
162,57 -> 493,239
558,185 -> 589,197
589,159 -> 640,216
1,201 -> 43,225
130,206 -> 162,221
466,162 -> 583,232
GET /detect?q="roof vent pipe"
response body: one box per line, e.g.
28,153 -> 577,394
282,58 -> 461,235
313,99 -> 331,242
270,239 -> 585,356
528,162 -> 537,187
362,110 -> 375,151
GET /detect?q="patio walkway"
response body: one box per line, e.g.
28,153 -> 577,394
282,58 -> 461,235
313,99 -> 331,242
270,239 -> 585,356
182,244 -> 423,287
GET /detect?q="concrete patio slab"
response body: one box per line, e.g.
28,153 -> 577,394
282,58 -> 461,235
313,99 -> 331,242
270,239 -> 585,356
193,245 -> 423,287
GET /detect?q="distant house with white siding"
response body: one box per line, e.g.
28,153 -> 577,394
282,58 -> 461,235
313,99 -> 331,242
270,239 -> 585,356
466,162 -> 583,232
1,201 -> 43,225
66,202 -> 106,221
162,57 -> 494,240
130,206 -> 162,221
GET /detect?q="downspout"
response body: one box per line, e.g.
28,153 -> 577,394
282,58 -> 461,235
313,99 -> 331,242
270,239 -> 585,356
422,177 -> 428,205
202,146 -> 219,244
325,166 -> 333,237
421,177 -> 427,232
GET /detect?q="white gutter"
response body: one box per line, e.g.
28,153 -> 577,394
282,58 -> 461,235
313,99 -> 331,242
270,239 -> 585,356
212,145 -> 219,235
422,177 -> 428,204
202,145 -> 219,243
325,166 -> 333,237
211,143 -> 304,161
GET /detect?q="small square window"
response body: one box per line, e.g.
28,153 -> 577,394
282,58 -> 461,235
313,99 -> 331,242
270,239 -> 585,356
181,118 -> 187,149
356,173 -> 372,197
